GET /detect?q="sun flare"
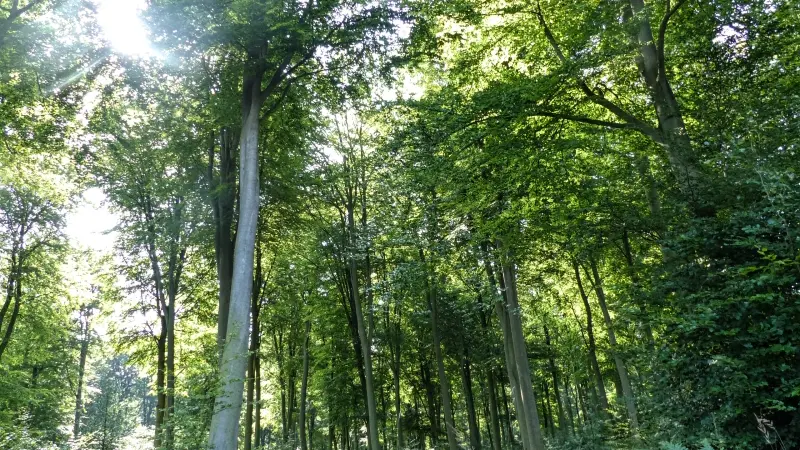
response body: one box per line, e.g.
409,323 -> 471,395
96,0 -> 152,56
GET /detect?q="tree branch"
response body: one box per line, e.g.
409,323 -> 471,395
534,3 -> 662,142
657,0 -> 687,76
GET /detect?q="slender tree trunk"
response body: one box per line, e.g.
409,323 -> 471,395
166,293 -> 176,449
73,306 -> 92,440
341,153 -> 379,450
0,269 -> 21,361
622,228 -> 656,352
209,128 -> 237,356
483,253 -> 528,450
245,340 -> 256,450
573,261 -> 608,413
300,321 -> 312,450
274,329 -> 288,440
485,371 -> 502,450
246,246 -> 262,450
155,330 -> 167,449
461,354 -> 481,450
255,352 -> 262,447
588,259 -> 639,432
421,250 -> 459,450
349,256 -> 380,450
393,350 -> 402,450
500,257 -> 545,450
562,373 -> 576,433
208,69 -> 264,449
422,361 -> 438,446
542,381 -> 554,438
543,326 -> 567,435
289,337 -> 298,438
576,382 -> 589,426
499,376 -> 512,446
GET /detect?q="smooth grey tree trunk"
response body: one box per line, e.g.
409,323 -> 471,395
628,0 -> 703,204
484,254 -> 528,450
349,249 -> 381,450
208,71 -> 264,450
573,261 -> 608,413
300,320 -> 311,450
501,259 -> 545,450
424,265 -> 459,450
588,259 -> 639,432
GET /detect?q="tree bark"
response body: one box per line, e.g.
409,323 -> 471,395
155,329 -> 167,449
344,156 -> 381,450
392,330 -> 402,450
622,228 -> 656,352
461,354 -> 481,450
0,275 -> 21,361
300,320 -> 312,450
421,360 -> 438,446
573,260 -> 608,413
544,325 -> 567,435
628,0 -> 703,205
485,255 -> 526,449
209,128 -> 237,356
420,250 -> 459,450
255,350 -> 262,447
208,68 -> 264,449
166,286 -> 176,449
73,304 -> 92,439
245,247 -> 262,450
485,370 -> 502,450
500,257 -> 545,450
588,259 -> 639,432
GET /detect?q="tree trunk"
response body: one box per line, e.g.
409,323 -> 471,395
542,380 -> 554,438
628,0 -> 704,206
461,354 -> 481,450
208,69 -> 264,449
500,257 -> 545,450
300,320 -> 311,450
166,292 -> 176,449
255,352 -> 262,447
562,373 -> 576,433
73,305 -> 92,440
573,261 -> 608,413
0,267 -> 21,361
485,370 -> 502,450
246,246 -> 262,450
588,259 -> 639,432
498,375 -> 512,446
421,361 -> 438,446
544,325 -> 567,435
483,253 -> 527,449
393,344 -> 402,450
155,330 -> 167,449
421,250 -> 459,450
622,228 -> 656,352
209,128 -> 237,356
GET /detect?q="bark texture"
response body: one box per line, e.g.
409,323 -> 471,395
208,70 -> 264,450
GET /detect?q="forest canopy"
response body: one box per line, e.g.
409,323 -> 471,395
0,0 -> 798,449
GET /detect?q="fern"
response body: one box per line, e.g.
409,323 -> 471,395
659,442 -> 689,450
